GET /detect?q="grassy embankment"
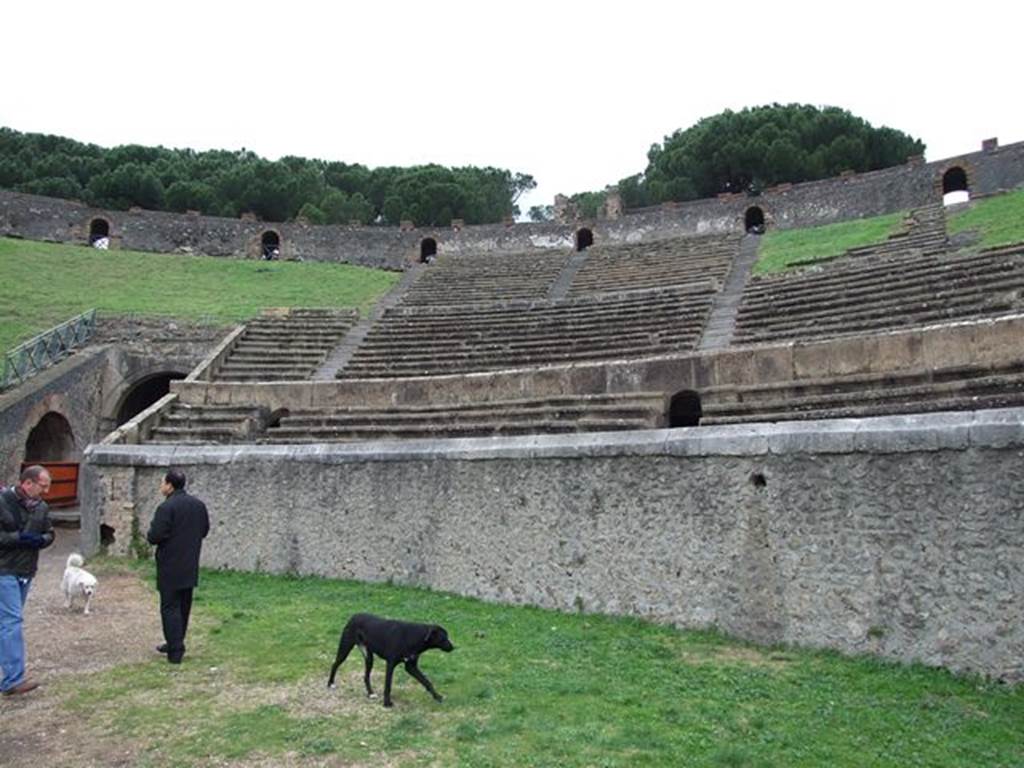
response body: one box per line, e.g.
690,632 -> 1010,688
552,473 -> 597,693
946,186 -> 1024,248
755,187 -> 1024,276
0,238 -> 399,356
753,212 -> 905,275
62,561 -> 1024,768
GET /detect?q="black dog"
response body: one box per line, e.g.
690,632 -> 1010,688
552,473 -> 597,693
327,613 -> 455,707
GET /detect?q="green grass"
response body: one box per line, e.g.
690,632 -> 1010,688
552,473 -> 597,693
0,238 -> 399,356
754,212 -> 906,274
947,187 -> 1024,248
63,562 -> 1024,767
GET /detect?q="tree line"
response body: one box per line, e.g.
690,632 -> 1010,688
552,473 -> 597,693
533,104 -> 925,220
0,127 -> 536,226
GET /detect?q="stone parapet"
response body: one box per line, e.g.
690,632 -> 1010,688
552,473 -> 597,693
82,407 -> 1024,682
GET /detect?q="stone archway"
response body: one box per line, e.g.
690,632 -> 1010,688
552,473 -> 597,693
745,206 -> 766,234
89,217 -> 111,247
420,237 -> 438,263
942,166 -> 970,206
668,390 -> 702,427
115,372 -> 186,426
24,411 -> 76,462
575,228 -> 594,251
261,230 -> 281,260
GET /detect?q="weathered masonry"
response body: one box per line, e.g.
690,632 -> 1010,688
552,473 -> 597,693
3,139 -> 1022,268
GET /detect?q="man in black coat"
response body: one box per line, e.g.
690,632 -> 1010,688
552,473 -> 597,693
146,469 -> 209,664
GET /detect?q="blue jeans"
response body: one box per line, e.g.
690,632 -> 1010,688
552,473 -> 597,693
0,574 -> 32,691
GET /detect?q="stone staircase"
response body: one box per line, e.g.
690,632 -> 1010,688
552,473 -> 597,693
700,362 -> 1024,425
698,233 -> 761,351
547,249 -> 590,301
314,265 -> 426,380
148,403 -> 269,444
211,309 -> 358,382
842,203 -> 948,260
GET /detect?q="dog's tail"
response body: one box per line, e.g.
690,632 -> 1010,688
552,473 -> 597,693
67,553 -> 85,568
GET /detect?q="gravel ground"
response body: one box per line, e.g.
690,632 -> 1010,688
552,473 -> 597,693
0,528 -> 397,768
0,526 -> 163,767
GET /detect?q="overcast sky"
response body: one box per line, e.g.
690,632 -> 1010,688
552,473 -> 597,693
2,1 -> 1020,217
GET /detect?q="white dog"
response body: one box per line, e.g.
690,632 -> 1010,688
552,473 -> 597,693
62,553 -> 98,614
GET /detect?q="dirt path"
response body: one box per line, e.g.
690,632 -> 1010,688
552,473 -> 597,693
0,526 -> 163,767
0,530 -> 387,767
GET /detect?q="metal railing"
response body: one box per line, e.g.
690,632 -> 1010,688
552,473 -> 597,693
1,309 -> 97,390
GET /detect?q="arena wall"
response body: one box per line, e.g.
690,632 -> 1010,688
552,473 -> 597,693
3,139 -> 1023,268
81,409 -> 1024,682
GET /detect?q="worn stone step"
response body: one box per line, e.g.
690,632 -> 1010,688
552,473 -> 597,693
704,370 -> 1024,417
278,404 -> 663,428
701,391 -> 1024,426
264,417 -> 656,442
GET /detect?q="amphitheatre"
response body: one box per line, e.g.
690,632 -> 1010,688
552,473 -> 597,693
1,133 -> 1023,692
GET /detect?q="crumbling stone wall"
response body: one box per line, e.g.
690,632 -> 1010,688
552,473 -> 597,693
82,409 -> 1024,682
0,350 -> 108,481
0,316 -> 225,479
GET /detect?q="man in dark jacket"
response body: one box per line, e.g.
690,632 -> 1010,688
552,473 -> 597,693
0,465 -> 55,695
146,468 -> 209,664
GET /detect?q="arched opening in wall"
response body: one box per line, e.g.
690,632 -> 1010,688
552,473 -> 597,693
267,408 -> 290,429
116,373 -> 186,426
261,230 -> 281,260
745,206 -> 766,234
25,412 -> 76,462
89,218 -> 110,248
420,238 -> 437,264
575,228 -> 594,251
668,390 -> 702,427
942,166 -> 970,206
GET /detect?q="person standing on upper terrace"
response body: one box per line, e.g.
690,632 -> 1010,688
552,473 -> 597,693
147,468 -> 209,665
0,465 -> 55,696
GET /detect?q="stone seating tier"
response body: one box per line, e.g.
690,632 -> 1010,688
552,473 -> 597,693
212,308 -> 358,383
400,251 -> 573,306
147,404 -> 268,444
144,393 -> 668,444
337,287 -> 716,378
567,234 -> 741,296
733,244 -> 1024,344
700,362 -> 1024,425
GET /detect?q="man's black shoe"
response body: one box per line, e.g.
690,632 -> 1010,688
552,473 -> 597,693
156,643 -> 168,654
167,655 -> 183,665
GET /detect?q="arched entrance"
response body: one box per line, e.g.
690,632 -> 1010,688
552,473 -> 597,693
668,390 -> 702,427
575,228 -> 594,251
420,237 -> 437,263
116,372 -> 186,426
261,230 -> 281,260
942,166 -> 969,206
745,206 -> 766,234
89,218 -> 110,248
25,411 -> 76,461
24,411 -> 80,509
